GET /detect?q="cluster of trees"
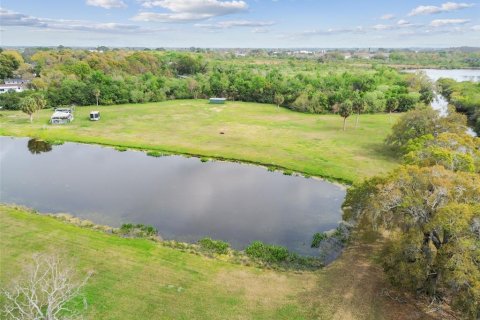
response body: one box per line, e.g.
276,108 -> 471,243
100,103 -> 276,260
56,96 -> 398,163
437,78 -> 480,135
343,107 -> 480,318
0,49 -> 22,79
0,49 -> 433,122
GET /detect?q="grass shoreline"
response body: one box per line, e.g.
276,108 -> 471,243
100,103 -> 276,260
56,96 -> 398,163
2,203 -> 325,271
0,100 -> 399,184
0,203 -> 442,319
3,134 -> 353,185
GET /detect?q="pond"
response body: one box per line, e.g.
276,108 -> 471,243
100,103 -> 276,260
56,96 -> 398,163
415,69 -> 480,83
0,137 -> 345,256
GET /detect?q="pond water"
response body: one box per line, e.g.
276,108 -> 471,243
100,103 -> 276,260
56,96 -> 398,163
0,137 -> 345,256
415,69 -> 480,83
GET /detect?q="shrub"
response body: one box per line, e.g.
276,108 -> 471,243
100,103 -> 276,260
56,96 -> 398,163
198,237 -> 230,254
146,150 -> 165,157
311,232 -> 327,248
119,223 -> 157,238
245,241 -> 290,263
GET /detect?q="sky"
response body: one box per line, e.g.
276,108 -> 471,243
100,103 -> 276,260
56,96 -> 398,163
1,0 -> 479,48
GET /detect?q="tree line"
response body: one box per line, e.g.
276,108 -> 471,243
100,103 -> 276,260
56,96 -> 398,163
0,49 -> 434,120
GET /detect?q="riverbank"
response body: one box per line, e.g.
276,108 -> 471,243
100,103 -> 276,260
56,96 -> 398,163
0,100 -> 399,183
0,204 -> 449,319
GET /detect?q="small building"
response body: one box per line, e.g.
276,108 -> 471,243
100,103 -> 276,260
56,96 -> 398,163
0,83 -> 25,94
90,111 -> 100,121
4,78 -> 30,85
209,98 -> 226,104
50,108 -> 74,125
0,78 -> 31,94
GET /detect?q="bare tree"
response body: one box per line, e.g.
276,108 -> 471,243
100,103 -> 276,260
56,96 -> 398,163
273,93 -> 284,109
2,253 -> 92,320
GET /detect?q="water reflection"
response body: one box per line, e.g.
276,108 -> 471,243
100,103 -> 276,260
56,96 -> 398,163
27,139 -> 53,155
1,137 -> 345,256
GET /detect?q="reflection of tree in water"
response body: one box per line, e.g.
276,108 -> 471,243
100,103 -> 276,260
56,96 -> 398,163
27,139 -> 52,154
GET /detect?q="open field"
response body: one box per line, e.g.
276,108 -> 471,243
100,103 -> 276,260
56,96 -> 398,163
0,100 -> 399,183
0,205 -> 440,320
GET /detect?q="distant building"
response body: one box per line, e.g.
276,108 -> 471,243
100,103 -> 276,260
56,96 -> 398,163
4,78 -> 30,85
0,84 -> 25,94
0,78 -> 30,94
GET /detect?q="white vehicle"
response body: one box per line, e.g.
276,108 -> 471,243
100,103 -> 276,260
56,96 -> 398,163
90,111 -> 100,121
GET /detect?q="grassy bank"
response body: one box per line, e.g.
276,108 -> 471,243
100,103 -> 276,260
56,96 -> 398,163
1,205 -> 437,319
0,100 -> 399,183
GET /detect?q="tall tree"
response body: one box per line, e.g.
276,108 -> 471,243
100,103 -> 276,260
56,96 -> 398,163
352,94 -> 366,129
339,99 -> 353,131
19,97 -> 38,123
93,88 -> 101,106
385,97 -> 399,121
386,106 -> 468,152
343,165 -> 480,318
19,94 -> 46,123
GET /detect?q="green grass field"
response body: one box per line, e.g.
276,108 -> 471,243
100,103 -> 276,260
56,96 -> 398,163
0,100 -> 399,183
1,205 -> 428,320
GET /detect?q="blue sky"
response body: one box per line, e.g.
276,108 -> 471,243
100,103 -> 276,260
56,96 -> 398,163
1,0 -> 479,47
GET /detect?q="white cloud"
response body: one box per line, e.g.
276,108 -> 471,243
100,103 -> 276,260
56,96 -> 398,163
195,20 -> 274,29
372,24 -> 393,30
86,0 -> 127,9
408,2 -> 475,16
472,25 -> 480,31
380,14 -> 395,20
132,12 -> 212,22
0,8 -> 159,33
252,27 -> 269,33
295,26 -> 365,38
134,0 -> 248,22
397,19 -> 409,25
429,18 -> 470,27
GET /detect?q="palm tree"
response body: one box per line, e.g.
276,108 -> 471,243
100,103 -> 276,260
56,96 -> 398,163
93,88 -> 100,106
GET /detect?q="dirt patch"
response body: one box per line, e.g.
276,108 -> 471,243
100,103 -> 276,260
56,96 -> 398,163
214,269 -> 315,309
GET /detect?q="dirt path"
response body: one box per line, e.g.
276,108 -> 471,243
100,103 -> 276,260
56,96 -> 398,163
299,239 -> 455,320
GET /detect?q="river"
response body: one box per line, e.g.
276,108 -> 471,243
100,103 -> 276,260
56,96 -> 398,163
408,69 -> 480,136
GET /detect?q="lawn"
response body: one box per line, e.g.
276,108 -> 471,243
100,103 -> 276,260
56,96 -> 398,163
0,205 -> 431,320
0,100 -> 399,183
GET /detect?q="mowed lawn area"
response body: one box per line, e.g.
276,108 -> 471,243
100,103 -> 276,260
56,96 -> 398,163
0,100 -> 399,183
0,205 -> 430,320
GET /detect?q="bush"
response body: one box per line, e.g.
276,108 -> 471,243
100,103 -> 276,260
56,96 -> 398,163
119,223 -> 157,238
146,150 -> 165,157
245,241 -> 290,263
198,237 -> 230,254
0,91 -> 30,110
311,232 -> 327,248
